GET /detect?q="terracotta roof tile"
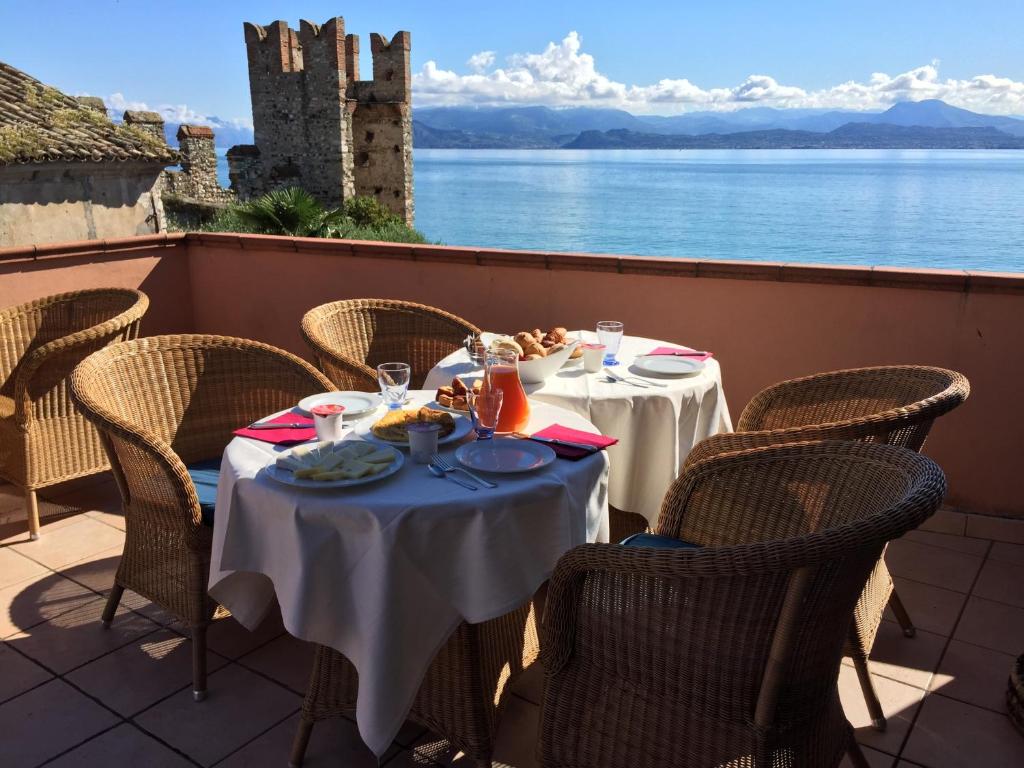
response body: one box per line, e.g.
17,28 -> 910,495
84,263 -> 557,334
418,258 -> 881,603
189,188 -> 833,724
0,61 -> 177,165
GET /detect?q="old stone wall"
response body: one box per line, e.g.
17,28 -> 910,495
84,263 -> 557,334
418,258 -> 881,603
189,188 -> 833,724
0,162 -> 166,246
237,17 -> 413,223
162,125 -> 234,204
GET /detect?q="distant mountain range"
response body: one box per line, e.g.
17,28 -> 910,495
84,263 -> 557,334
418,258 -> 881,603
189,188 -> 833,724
413,100 -> 1024,149
156,99 -> 1024,151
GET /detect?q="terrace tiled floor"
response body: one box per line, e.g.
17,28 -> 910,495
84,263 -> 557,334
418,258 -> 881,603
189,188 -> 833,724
1,476 -> 1023,767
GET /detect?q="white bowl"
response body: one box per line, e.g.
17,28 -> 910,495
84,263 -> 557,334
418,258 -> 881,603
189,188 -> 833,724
517,341 -> 579,384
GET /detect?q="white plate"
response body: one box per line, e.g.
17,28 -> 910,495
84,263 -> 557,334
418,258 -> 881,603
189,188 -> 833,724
455,439 -> 556,474
632,355 -> 706,377
426,399 -> 470,415
356,411 -> 473,448
298,392 -> 381,418
263,443 -> 404,489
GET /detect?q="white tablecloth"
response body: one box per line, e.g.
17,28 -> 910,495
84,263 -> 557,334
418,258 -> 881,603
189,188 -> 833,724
208,391 -> 609,756
425,332 -> 731,526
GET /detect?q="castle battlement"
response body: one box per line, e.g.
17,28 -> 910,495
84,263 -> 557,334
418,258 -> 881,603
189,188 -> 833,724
234,16 -> 413,223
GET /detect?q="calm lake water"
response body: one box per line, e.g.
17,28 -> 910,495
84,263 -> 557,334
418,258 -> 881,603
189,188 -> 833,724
412,149 -> 1024,272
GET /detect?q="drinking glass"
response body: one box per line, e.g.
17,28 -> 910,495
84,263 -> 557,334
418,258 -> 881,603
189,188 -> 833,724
468,389 -> 503,440
377,362 -> 411,410
596,321 -> 624,366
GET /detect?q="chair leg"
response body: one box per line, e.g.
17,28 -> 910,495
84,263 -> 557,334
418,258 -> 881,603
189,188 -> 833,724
846,738 -> 872,768
288,718 -> 314,768
100,584 -> 125,628
192,626 -> 208,702
852,655 -> 886,731
24,488 -> 40,541
888,588 -> 916,638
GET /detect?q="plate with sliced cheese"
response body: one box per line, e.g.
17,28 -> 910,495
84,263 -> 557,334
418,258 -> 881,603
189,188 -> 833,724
264,440 -> 404,489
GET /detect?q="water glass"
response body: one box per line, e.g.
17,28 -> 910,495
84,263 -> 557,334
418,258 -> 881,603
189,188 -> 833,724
377,362 -> 411,410
468,389 -> 503,440
596,321 -> 624,366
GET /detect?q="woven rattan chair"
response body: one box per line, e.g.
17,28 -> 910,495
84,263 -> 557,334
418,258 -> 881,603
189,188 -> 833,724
70,334 -> 333,701
301,298 -> 481,390
683,365 -> 969,730
290,602 -> 540,767
0,289 -> 149,539
540,440 -> 946,768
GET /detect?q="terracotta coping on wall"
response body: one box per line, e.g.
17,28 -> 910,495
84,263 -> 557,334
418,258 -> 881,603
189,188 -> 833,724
2,232 -> 1021,296
0,233 -> 187,264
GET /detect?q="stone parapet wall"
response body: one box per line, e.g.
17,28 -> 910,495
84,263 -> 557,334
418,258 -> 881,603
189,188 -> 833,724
162,124 -> 234,204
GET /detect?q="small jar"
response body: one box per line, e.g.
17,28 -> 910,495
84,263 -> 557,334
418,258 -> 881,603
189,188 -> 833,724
582,343 -> 606,373
311,404 -> 346,442
407,422 -> 442,464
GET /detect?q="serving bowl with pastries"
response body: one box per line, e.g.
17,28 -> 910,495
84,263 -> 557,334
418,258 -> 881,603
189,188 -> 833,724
483,327 -> 581,385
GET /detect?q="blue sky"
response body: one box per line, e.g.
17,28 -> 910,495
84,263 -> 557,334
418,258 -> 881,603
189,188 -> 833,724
3,0 -> 1023,124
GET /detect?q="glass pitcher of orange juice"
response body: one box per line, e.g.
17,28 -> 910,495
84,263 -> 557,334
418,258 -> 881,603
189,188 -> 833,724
483,348 -> 530,434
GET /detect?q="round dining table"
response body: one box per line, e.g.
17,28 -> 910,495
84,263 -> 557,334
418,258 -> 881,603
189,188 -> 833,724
207,390 -> 609,757
425,331 -> 732,528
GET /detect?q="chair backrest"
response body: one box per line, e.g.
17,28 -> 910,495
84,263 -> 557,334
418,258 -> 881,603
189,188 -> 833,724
0,288 -> 148,398
301,298 -> 481,389
71,334 -> 332,533
542,441 -> 945,766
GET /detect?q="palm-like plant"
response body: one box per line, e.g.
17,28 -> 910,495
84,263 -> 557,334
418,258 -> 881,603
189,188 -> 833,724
234,187 -> 347,237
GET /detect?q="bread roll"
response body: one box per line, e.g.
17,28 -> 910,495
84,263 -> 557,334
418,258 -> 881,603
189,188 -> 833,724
524,353 -> 543,360
514,331 -> 536,350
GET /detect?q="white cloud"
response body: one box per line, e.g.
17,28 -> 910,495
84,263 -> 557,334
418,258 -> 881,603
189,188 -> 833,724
414,32 -> 1024,115
103,92 -> 253,129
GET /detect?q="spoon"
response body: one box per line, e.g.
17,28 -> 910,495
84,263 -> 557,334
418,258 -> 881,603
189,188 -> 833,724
427,463 -> 478,490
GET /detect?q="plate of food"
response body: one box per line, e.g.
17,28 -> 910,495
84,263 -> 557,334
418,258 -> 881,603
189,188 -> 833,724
264,440 -> 404,488
357,406 -> 472,447
433,376 -> 482,412
297,391 -> 381,418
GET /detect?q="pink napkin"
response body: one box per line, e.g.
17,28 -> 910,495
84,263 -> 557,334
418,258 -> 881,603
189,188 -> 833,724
532,424 -> 618,460
646,346 -> 714,362
233,412 -> 316,445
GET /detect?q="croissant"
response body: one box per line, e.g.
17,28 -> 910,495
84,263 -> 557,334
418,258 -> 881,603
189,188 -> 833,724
521,340 -> 547,357
531,328 -> 544,342
514,331 -> 536,350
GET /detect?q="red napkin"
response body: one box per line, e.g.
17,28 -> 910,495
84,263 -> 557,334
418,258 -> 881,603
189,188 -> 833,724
532,424 -> 618,460
233,412 -> 316,445
646,346 -> 714,362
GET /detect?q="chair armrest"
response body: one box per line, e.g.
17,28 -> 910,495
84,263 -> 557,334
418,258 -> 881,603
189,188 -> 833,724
312,349 -> 379,392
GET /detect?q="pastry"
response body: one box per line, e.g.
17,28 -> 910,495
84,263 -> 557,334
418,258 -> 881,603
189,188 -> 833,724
371,407 -> 455,443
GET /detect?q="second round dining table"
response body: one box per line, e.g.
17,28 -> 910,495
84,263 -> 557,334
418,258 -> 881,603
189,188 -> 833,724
425,331 -> 732,527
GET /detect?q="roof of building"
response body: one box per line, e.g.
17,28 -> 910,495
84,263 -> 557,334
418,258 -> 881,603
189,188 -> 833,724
0,61 -> 177,166
177,124 -> 215,140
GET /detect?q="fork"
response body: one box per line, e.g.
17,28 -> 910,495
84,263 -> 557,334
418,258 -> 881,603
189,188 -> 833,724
604,368 -> 668,389
431,453 -> 498,488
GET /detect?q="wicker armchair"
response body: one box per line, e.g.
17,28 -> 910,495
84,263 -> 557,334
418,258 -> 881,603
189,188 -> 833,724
70,334 -> 333,701
540,440 -> 946,768
301,298 -> 481,390
683,365 -> 969,730
291,603 -> 539,768
0,289 -> 149,539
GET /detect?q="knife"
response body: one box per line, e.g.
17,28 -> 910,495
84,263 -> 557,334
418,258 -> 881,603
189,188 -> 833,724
515,434 -> 601,454
244,422 -> 312,430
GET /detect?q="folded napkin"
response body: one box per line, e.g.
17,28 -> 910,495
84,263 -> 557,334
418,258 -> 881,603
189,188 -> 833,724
646,346 -> 714,362
233,412 -> 316,445
532,424 -> 618,460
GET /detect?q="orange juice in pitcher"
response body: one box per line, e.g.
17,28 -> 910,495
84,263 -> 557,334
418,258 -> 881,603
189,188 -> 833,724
483,348 -> 531,433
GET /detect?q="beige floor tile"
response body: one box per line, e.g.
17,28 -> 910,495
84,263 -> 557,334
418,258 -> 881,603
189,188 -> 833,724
971,558 -> 1024,608
7,598 -> 159,674
58,546 -> 122,595
902,530 -> 990,556
0,640 -> 53,704
237,632 -> 315,695
917,508 -> 966,536
0,500 -> 85,543
930,639 -> 1016,713
0,546 -> 49,589
855,622 -> 946,690
46,722 -> 195,767
9,516 -> 124,570
0,678 -> 119,767
216,711 -> 400,767
953,596 -> 1024,655
135,664 -> 300,766
84,507 -> 126,531
883,578 -> 967,637
902,693 -> 1024,767
884,539 -> 984,593
838,664 -> 925,756
509,661 -> 543,706
206,610 -> 286,660
0,482 -> 26,514
989,541 -> 1024,565
491,693 -> 540,768
0,572 -> 99,639
965,514 -> 1024,545
838,745 -> 896,767
66,627 -> 228,716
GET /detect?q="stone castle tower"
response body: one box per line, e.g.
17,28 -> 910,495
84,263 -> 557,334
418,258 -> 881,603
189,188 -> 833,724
228,17 -> 413,224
